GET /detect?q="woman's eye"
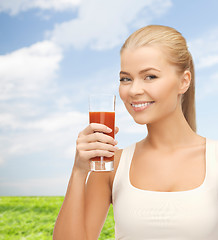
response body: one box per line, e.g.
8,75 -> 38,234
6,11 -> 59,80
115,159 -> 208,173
120,77 -> 132,82
145,75 -> 157,80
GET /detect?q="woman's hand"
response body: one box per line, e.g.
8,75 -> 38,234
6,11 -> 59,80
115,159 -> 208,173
74,123 -> 119,173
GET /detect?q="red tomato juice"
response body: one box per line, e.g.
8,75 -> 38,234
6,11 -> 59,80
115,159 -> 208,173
89,111 -> 115,161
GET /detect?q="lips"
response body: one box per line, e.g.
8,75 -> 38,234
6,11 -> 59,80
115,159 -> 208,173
131,101 -> 155,111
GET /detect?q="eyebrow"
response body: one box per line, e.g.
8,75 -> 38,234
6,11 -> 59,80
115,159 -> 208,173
120,67 -> 160,75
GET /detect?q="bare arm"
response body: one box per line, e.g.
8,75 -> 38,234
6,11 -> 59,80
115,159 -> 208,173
53,123 -> 119,240
85,149 -> 123,239
53,167 -> 88,240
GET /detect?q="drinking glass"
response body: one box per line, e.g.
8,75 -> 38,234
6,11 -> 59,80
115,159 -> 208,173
89,94 -> 116,171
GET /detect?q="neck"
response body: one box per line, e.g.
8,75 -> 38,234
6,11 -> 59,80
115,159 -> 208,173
145,104 -> 200,152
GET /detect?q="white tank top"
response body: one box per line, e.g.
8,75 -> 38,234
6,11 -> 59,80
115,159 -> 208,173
112,138 -> 218,240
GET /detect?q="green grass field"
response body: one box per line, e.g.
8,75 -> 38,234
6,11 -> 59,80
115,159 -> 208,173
0,196 -> 115,240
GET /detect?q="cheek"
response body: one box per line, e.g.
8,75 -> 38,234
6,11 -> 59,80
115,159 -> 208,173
119,85 -> 132,114
154,80 -> 180,115
153,79 -> 179,101
119,85 -> 127,102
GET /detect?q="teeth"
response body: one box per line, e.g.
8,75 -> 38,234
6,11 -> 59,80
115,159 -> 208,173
132,102 -> 153,108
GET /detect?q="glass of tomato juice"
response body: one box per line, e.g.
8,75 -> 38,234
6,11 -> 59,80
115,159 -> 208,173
89,94 -> 116,171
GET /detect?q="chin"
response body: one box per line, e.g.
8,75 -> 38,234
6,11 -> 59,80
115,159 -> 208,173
132,116 -> 149,125
126,109 -> 150,125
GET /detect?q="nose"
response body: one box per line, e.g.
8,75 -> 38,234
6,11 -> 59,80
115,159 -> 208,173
128,79 -> 145,96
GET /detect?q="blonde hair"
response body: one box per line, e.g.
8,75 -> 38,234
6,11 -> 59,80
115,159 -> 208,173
121,25 -> 196,132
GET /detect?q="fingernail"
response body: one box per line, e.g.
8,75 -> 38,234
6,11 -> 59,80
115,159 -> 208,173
114,140 -> 118,145
107,127 -> 112,132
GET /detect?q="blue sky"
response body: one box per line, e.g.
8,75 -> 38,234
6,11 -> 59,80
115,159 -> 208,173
0,0 -> 218,196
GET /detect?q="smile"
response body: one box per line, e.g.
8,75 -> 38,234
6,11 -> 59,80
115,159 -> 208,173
131,101 -> 155,111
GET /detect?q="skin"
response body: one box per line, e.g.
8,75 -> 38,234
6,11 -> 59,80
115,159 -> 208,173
53,45 -> 206,240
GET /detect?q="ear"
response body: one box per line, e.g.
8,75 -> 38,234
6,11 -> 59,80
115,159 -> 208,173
178,70 -> 191,94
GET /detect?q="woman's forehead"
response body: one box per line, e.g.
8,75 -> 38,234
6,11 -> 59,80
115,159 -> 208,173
120,46 -> 167,68
120,46 -> 181,76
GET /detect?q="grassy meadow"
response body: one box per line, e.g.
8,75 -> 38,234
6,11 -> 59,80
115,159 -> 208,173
0,196 -> 115,240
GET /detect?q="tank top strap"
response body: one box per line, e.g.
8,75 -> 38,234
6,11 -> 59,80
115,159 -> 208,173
112,143 -> 136,203
208,138 -> 218,189
206,139 -> 218,174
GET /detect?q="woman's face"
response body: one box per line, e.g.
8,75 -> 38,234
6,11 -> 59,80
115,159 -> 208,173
119,46 -> 186,125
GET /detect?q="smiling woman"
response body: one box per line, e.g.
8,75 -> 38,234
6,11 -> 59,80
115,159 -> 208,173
120,25 -> 195,130
119,46 -> 188,125
53,25 -> 218,240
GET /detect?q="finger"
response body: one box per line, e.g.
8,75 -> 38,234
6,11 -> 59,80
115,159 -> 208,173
78,149 -> 115,160
115,126 -> 119,135
81,123 -> 112,136
79,142 -> 119,152
80,132 -> 117,145
88,149 -> 115,159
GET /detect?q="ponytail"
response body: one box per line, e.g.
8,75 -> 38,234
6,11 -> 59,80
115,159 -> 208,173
181,55 -> 196,132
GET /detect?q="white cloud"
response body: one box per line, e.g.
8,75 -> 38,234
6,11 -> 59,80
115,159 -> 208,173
0,40 -> 63,100
27,111 -> 87,132
196,72 -> 218,100
49,0 -> 172,50
0,155 -> 4,165
204,73 -> 218,95
0,111 -> 87,131
188,28 -> 218,100
0,0 -> 81,15
188,28 -> 218,69
0,113 -> 17,129
0,111 -> 87,157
